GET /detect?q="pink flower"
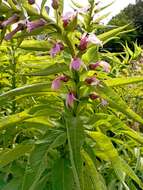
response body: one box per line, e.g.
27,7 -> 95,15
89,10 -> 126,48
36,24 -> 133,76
27,19 -> 46,32
85,76 -> 100,86
98,61 -> 111,73
50,42 -> 64,57
70,58 -> 83,71
79,34 -> 89,51
51,0 -> 59,9
79,33 -> 102,50
1,14 -> 20,28
51,75 -> 69,90
89,61 -> 111,73
66,92 -> 76,108
4,23 -> 25,41
88,33 -> 102,46
62,11 -> 77,28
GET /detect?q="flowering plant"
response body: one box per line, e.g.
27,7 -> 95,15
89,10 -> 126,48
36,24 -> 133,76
0,0 -> 143,189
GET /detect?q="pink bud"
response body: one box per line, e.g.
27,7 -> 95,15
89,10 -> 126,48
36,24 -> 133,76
89,93 -> 99,100
66,92 -> 76,108
27,19 -> 46,32
51,75 -> 69,90
89,63 -> 99,70
79,34 -> 88,51
50,42 -> 64,57
2,14 -> 20,27
4,23 -> 25,41
85,76 -> 100,85
70,58 -> 83,71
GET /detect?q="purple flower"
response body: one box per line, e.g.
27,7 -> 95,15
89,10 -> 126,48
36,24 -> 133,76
27,19 -> 46,32
89,61 -> 111,73
62,11 -> 77,28
66,92 -> 76,108
28,0 -> 35,4
70,58 -> 83,71
101,99 -> 108,106
79,33 -> 102,51
50,42 -> 64,57
4,23 -> 25,41
98,61 -> 111,73
85,76 -> 100,86
1,14 -> 20,28
51,75 -> 69,90
79,33 -> 88,51
51,0 -> 59,9
88,33 -> 102,46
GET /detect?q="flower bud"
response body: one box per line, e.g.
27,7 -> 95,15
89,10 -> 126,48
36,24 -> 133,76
70,58 -> 83,71
50,42 -> 64,57
85,76 -> 99,85
51,0 -> 59,9
28,0 -> 35,4
89,93 -> 99,100
27,19 -> 46,32
66,92 -> 76,108
1,14 -> 20,28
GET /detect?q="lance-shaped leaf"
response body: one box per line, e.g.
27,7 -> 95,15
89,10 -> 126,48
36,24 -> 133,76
66,116 -> 84,190
26,62 -> 68,76
0,144 -> 33,168
82,150 -> 107,190
95,83 -> 143,125
20,40 -> 52,51
105,76 -> 143,87
52,158 -> 75,190
87,131 -> 143,189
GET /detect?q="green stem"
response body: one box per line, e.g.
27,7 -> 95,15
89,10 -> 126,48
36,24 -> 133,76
10,47 -> 17,114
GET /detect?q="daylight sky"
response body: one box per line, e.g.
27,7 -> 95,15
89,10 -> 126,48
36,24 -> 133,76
37,0 -> 136,23
64,0 -> 136,23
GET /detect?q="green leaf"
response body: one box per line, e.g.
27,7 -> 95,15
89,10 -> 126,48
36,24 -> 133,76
0,110 -> 32,130
0,83 -> 50,105
98,25 -> 129,43
87,131 -> 143,189
0,144 -> 33,168
82,150 -> 107,190
105,76 -> 143,87
52,158 -> 75,190
27,62 -> 68,76
20,40 -> 52,51
66,116 -> 84,190
95,83 -> 143,125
